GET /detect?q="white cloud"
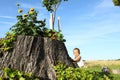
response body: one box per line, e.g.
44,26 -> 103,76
0,16 -> 15,19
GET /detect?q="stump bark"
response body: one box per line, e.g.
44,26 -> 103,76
0,36 -> 77,80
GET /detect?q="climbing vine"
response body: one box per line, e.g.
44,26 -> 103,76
0,32 -> 16,52
0,68 -> 39,80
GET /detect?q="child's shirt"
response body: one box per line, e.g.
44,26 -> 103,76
77,57 -> 84,68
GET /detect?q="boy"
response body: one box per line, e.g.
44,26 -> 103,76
71,48 -> 84,68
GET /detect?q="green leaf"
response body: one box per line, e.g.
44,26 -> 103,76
42,0 -> 68,12
0,77 -> 2,80
54,63 -> 113,80
9,78 -> 13,80
17,70 -> 23,77
3,68 -> 11,77
113,0 -> 120,6
25,72 -> 33,77
19,77 -> 25,80
9,73 -> 15,78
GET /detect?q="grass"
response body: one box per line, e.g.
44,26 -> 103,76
85,60 -> 120,67
84,60 -> 120,80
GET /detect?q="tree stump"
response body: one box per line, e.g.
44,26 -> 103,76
0,36 -> 77,80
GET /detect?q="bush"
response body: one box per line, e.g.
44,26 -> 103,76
54,63 -> 114,80
0,68 -> 39,80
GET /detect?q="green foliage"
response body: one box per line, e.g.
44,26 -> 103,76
10,6 -> 65,41
10,8 -> 46,36
44,29 -> 66,42
54,63 -> 114,80
42,0 -> 68,12
0,32 -> 16,52
112,74 -> 120,80
0,68 -> 39,80
113,0 -> 120,6
42,0 -> 68,31
86,64 -> 120,80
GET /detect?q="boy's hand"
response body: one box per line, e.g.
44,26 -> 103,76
68,57 -> 74,62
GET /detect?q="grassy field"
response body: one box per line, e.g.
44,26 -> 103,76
84,60 -> 120,80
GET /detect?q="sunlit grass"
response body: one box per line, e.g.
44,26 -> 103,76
84,60 -> 120,80
85,60 -> 120,67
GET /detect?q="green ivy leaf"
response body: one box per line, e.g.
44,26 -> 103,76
19,77 -> 25,80
0,78 -> 2,80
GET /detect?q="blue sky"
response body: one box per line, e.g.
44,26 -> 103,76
0,0 -> 120,60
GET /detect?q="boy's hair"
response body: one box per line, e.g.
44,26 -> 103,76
74,48 -> 80,54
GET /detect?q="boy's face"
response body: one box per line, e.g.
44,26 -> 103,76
73,49 -> 79,56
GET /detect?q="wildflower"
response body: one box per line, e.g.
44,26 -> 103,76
18,9 -> 23,13
30,8 -> 34,12
29,11 -> 34,15
29,8 -> 35,15
23,14 -> 28,19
